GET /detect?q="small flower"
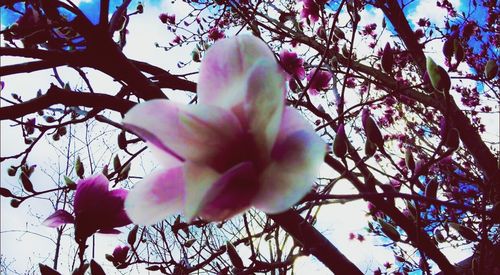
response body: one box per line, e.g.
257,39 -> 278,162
172,35 -> 181,44
43,174 -> 131,241
279,50 -> 305,80
112,245 -> 130,264
356,234 -> 365,242
306,69 -> 332,95
299,0 -> 321,23
159,13 -> 175,24
208,27 -> 225,41
123,35 -> 326,224
348,232 -> 356,240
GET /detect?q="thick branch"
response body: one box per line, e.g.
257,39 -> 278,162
269,210 -> 363,274
0,84 -> 134,120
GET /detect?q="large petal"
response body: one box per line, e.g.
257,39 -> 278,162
74,174 -> 109,214
43,210 -> 74,227
125,166 -> 185,225
183,161 -> 258,222
198,35 -> 276,109
123,100 -> 243,165
198,162 -> 258,221
243,60 -> 286,156
183,162 -> 220,221
253,109 -> 326,213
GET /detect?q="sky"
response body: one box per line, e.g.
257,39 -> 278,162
1,0 -> 497,274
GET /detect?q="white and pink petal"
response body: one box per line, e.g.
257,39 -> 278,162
253,113 -> 326,213
243,60 -> 286,156
123,100 -> 243,165
43,210 -> 74,227
197,35 -> 276,109
125,166 -> 185,225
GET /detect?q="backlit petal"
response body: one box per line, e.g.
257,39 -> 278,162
198,35 -> 276,109
125,166 -> 185,225
254,110 -> 326,213
123,100 -> 243,164
74,174 -> 109,214
43,210 -> 74,227
197,162 -> 258,221
244,60 -> 286,155
183,162 -> 220,221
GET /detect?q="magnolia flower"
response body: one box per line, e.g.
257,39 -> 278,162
43,174 -> 131,241
112,245 -> 130,264
208,27 -> 225,41
299,0 -> 327,23
306,69 -> 332,95
123,35 -> 326,224
279,50 -> 306,80
159,13 -> 175,24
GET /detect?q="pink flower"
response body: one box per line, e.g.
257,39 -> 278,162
159,13 -> 175,24
299,0 -> 320,23
172,35 -> 181,44
306,69 -> 332,95
279,50 -> 306,80
112,245 -> 130,264
43,174 -> 131,241
123,35 -> 326,224
208,27 -> 225,41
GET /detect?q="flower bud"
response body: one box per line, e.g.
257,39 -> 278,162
442,37 -> 454,60
378,219 -> 400,242
10,199 -> 21,208
426,57 -> 450,93
7,166 -> 17,177
226,242 -> 244,268
453,40 -> 464,64
20,172 -> 35,193
333,124 -> 348,158
433,228 -> 445,243
75,156 -> 84,178
485,59 -> 498,80
118,131 -> 127,150
127,225 -> 139,246
381,43 -> 394,73
405,147 -> 415,173
0,187 -> 13,197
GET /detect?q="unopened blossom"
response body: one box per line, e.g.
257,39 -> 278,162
43,174 -> 131,241
279,50 -> 306,80
123,35 -> 326,224
306,69 -> 332,95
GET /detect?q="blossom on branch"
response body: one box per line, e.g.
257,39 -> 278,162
43,174 -> 131,241
123,35 -> 326,224
306,69 -> 332,95
279,50 -> 306,80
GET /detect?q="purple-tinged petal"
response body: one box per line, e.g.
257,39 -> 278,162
125,166 -> 185,225
43,210 -> 74,227
183,162 -> 221,220
243,60 -> 286,155
112,246 -> 130,263
123,100 -> 243,165
197,162 -> 258,221
279,50 -> 306,80
74,174 -> 109,214
254,109 -> 326,213
198,35 -> 276,109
